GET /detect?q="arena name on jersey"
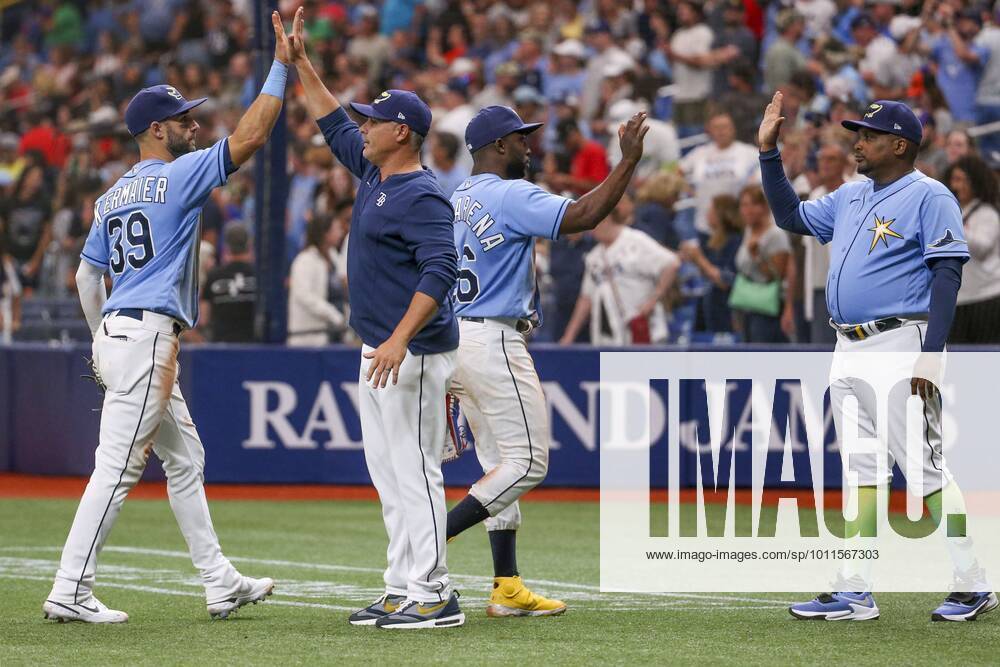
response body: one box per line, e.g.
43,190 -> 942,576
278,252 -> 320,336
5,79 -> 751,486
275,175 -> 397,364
101,176 -> 169,217
452,195 -> 505,251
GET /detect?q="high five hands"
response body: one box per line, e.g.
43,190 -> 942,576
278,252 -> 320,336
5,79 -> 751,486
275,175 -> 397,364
272,7 -> 306,65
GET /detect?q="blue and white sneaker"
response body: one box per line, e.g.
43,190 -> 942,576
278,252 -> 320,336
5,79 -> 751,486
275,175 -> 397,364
348,593 -> 407,626
932,592 -> 999,622
375,591 -> 465,629
789,592 -> 880,621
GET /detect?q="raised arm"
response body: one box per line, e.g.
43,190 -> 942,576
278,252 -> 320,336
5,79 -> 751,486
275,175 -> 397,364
560,112 -> 649,234
757,92 -> 812,236
287,6 -> 340,120
228,10 -> 292,167
286,7 -> 368,178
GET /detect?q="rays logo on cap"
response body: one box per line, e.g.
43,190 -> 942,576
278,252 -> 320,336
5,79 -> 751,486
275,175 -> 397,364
373,91 -> 391,105
165,86 -> 184,101
864,103 -> 883,119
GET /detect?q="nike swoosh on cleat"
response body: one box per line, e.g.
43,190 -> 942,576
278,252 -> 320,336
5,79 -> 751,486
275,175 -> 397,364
416,601 -> 448,614
48,600 -> 96,614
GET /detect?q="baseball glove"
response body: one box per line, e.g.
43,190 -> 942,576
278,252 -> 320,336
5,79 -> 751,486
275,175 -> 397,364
442,392 -> 470,463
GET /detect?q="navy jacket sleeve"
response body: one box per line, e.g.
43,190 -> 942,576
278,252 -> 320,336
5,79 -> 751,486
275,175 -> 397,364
316,107 -> 370,179
759,148 -> 810,236
924,257 -> 963,352
401,194 -> 459,305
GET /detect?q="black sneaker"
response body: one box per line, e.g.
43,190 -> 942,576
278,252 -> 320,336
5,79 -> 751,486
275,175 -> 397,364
348,593 -> 407,626
375,591 -> 465,629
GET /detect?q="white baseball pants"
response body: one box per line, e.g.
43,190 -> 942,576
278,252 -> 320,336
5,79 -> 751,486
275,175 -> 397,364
359,345 -> 456,603
449,318 -> 551,531
48,310 -> 242,605
830,319 -> 951,496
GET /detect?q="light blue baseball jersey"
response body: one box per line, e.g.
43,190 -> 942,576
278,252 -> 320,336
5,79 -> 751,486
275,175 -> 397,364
799,170 -> 970,324
81,138 -> 232,328
451,173 -> 571,320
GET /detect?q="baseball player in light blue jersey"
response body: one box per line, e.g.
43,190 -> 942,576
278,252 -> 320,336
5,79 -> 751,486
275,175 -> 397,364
42,11 -> 296,624
444,106 -> 648,616
759,93 -> 995,622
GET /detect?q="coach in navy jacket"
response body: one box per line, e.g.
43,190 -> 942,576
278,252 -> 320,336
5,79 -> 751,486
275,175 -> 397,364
318,105 -> 459,355
288,6 -> 466,629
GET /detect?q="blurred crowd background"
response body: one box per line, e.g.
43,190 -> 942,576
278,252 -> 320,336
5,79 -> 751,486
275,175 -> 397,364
2,0 -> 1000,347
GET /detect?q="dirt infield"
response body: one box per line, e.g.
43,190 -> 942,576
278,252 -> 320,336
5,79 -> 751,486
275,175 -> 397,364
0,473 -> 919,512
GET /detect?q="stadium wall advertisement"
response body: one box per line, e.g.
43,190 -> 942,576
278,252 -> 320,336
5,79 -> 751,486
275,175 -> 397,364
2,344 -> 854,487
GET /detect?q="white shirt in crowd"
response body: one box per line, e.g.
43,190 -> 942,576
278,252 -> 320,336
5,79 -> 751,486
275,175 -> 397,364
581,45 -> 632,120
669,22 -> 714,103
287,243 -> 348,347
680,140 -> 761,234
859,34 -> 918,92
975,25 -> 1000,105
581,226 -> 680,345
429,103 -> 475,174
795,0 -> 837,37
958,199 -> 1000,305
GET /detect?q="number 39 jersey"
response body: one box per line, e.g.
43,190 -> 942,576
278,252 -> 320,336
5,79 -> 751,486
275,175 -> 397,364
450,173 -> 571,321
81,138 -> 231,328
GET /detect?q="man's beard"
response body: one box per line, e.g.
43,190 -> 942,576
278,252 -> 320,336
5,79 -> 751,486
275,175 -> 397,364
166,128 -> 195,158
506,157 -> 529,180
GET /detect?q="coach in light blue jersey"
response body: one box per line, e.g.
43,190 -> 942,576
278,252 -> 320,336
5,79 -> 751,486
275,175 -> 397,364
758,95 -> 995,624
42,10 -> 298,625
443,106 -> 649,617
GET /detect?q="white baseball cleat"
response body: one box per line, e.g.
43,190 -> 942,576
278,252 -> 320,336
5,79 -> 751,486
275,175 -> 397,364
207,576 -> 275,620
43,597 -> 129,624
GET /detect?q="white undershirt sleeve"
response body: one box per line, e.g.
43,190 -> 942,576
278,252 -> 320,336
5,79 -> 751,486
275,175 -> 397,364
76,261 -> 108,337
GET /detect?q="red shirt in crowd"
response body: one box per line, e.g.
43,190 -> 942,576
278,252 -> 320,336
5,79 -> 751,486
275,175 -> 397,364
19,123 -> 71,169
570,140 -> 610,196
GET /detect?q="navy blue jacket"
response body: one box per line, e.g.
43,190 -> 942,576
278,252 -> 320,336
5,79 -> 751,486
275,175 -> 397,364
318,108 -> 459,354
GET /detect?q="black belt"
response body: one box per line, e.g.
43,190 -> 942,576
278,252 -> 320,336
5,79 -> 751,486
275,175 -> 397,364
117,308 -> 184,336
460,316 -> 532,334
836,317 -> 904,341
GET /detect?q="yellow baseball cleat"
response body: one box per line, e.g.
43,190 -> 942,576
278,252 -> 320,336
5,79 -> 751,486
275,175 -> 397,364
486,576 -> 567,617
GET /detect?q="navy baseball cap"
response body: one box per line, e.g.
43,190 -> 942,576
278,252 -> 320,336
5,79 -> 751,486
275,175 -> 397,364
125,85 -> 207,137
349,89 -> 432,137
842,100 -> 923,145
464,106 -> 542,153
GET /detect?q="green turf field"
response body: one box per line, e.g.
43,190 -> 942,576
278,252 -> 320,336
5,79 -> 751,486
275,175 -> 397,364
1,497 -> 997,665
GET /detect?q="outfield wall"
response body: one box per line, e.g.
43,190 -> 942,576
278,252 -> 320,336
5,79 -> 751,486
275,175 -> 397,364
0,343 -> 935,487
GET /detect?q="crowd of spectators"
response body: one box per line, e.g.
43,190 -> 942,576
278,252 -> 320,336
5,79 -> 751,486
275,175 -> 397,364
3,0 -> 1000,346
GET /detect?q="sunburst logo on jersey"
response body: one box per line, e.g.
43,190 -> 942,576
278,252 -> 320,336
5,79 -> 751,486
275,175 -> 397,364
868,214 -> 903,253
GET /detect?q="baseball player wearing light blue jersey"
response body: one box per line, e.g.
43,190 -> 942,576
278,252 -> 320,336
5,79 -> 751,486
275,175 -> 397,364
444,106 -> 649,616
758,94 -> 995,623
43,11 -> 296,625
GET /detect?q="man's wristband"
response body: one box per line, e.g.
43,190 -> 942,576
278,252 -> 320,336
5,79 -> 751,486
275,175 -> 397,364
261,60 -> 288,99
